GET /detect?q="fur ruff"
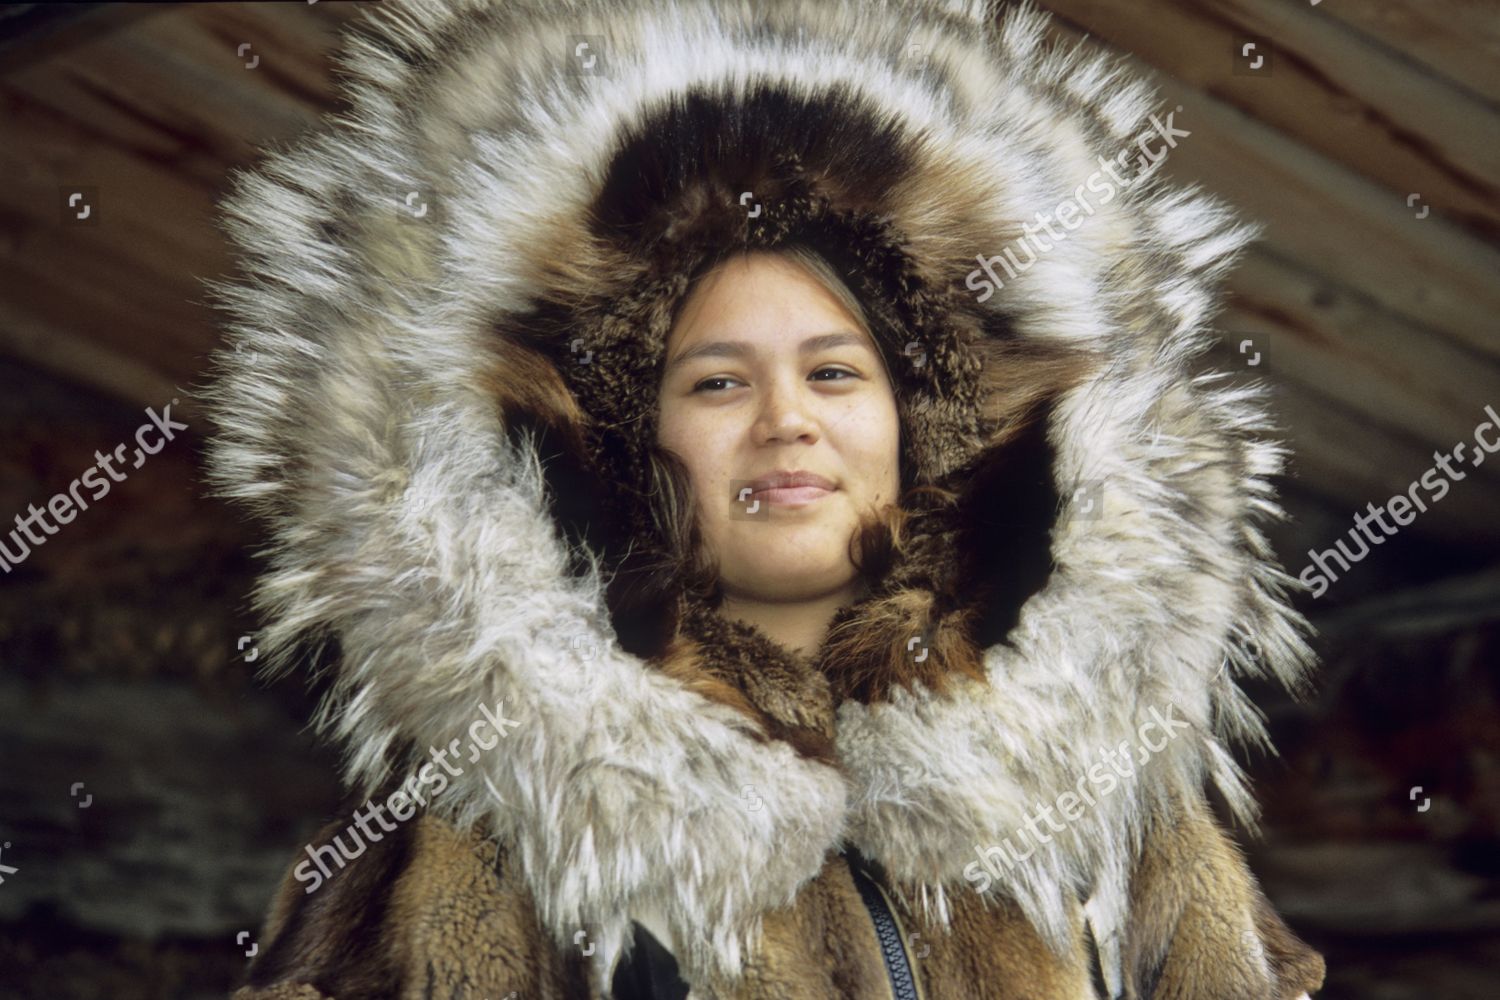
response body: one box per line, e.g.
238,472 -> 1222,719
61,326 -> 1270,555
202,0 -> 1317,991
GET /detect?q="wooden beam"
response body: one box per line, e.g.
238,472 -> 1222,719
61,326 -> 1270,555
1315,0 -> 1500,110
1039,0 -> 1500,243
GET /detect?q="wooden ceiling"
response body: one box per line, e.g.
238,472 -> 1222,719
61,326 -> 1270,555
2,0 -> 1497,559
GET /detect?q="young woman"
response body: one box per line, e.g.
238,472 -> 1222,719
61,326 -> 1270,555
655,247 -> 903,658
206,1 -> 1326,998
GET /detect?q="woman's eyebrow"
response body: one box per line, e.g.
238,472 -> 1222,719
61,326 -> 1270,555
665,331 -> 869,372
800,331 -> 867,355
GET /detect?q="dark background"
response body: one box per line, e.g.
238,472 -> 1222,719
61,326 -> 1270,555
1,2 -> 1496,997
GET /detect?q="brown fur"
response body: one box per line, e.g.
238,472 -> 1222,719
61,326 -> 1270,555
236,801 -> 1325,1000
655,627 -> 841,767
970,335 -> 1102,451
238,814 -> 1097,1000
384,820 -> 590,999
1251,885 -> 1328,996
895,876 -> 1099,1000
1123,794 -> 1325,1000
239,813 -> 410,998
237,812 -> 589,1000
819,585 -> 987,704
669,604 -> 843,768
701,856 -> 896,1000
475,333 -> 590,459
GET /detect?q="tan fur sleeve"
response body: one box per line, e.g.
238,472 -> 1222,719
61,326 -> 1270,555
1123,794 -> 1325,1000
229,813 -> 591,999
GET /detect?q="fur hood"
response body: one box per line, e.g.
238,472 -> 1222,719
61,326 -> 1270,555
203,0 -> 1317,992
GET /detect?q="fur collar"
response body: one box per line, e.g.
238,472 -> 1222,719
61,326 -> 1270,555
202,0 -> 1317,991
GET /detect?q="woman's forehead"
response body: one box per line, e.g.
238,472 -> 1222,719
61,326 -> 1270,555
669,253 -> 868,347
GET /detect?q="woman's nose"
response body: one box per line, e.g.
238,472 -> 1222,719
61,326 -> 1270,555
755,377 -> 820,444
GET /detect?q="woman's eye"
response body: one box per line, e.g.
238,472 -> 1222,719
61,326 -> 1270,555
811,366 -> 857,382
691,368 -> 856,392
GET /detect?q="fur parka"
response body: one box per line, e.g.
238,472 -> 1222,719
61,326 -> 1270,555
203,1 -> 1328,998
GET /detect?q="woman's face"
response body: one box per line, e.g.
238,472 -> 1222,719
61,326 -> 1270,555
657,251 -> 901,604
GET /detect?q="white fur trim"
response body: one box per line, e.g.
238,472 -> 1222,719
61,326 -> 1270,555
202,0 -> 1316,984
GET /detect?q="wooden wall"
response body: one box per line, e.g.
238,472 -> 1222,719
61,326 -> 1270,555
1038,0 -> 1500,553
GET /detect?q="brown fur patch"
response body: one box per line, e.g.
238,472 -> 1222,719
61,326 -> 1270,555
890,872 -> 1097,999
700,853 -> 898,1000
654,632 -> 771,726
387,818 -> 591,998
970,334 -> 1101,450
1123,795 -> 1325,1000
237,815 -> 1125,1000
662,607 -> 842,768
238,813 -> 591,1000
1251,880 -> 1327,999
240,807 -> 412,997
819,586 -> 986,704
474,333 -> 589,458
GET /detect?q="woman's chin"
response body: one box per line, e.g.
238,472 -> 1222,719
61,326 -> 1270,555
725,553 -> 854,599
729,511 -> 854,543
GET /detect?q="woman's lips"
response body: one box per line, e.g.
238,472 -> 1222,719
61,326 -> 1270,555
752,485 -> 833,506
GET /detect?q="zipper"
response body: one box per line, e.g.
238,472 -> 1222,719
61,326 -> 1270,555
844,850 -> 926,1000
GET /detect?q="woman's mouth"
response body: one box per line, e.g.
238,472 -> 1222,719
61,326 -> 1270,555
745,470 -> 837,508
753,485 -> 833,507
